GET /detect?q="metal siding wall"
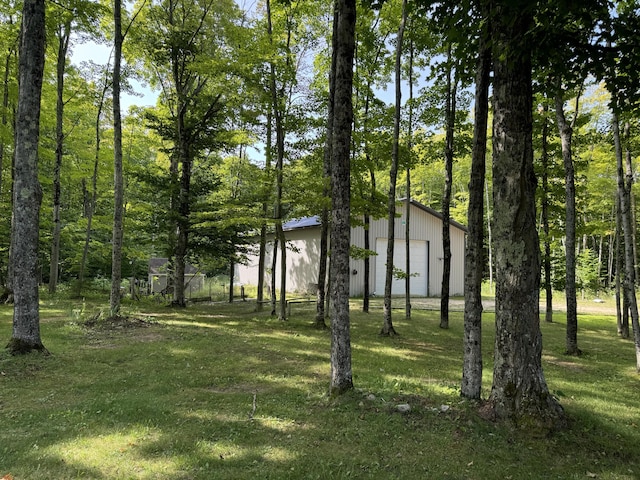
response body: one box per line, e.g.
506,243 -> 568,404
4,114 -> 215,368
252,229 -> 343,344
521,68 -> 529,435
362,202 -> 465,297
450,228 -> 466,295
282,229 -> 321,293
237,203 -> 466,298
235,242 -> 274,292
349,226 -> 365,296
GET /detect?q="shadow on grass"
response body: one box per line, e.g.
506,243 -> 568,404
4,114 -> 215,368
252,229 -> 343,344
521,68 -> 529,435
1,301 -> 639,479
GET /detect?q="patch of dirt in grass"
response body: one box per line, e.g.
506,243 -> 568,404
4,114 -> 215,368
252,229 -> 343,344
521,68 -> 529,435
81,314 -> 165,348
543,355 -> 584,372
83,314 -> 156,330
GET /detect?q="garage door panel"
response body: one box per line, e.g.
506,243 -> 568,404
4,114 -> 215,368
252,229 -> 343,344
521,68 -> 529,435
375,238 -> 427,296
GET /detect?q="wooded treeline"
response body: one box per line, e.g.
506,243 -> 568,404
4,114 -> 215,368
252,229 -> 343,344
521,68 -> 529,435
2,0 -> 640,428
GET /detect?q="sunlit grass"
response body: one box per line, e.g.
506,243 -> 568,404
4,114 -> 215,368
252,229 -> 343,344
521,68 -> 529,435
0,293 -> 639,479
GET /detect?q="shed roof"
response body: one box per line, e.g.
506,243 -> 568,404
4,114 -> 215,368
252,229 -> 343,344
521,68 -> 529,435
283,216 -> 321,231
282,200 -> 467,233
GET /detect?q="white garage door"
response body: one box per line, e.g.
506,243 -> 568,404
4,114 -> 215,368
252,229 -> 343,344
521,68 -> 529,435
374,238 -> 428,296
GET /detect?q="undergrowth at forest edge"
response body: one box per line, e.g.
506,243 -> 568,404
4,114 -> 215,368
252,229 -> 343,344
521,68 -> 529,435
1,296 -> 639,479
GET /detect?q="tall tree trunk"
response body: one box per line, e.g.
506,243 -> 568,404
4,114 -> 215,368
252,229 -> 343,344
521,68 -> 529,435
461,31 -> 490,400
0,45 -> 16,289
277,219 -> 286,320
381,0 -> 406,337
172,132 -> 190,308
266,0 -> 287,321
487,1 -> 565,429
555,91 -> 580,355
632,184 -> 639,283
625,122 -> 639,292
613,112 -> 640,370
540,102 -> 553,323
270,238 -> 278,316
228,259 -> 234,303
608,207 -> 615,287
597,233 -> 604,292
359,26 -> 386,315
363,211 -> 370,311
7,0 -> 46,354
316,2 -> 337,328
0,50 -> 12,201
257,110 -> 273,312
485,179 -> 493,294
615,195 -> 629,337
256,221 -> 267,308
80,76 -> 108,291
49,21 -> 71,294
109,0 -> 125,316
440,43 -> 456,330
329,0 -> 355,396
404,37 -> 414,320
363,166 -> 376,313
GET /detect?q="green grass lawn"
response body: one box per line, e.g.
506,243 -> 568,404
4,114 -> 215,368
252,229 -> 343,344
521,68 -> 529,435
1,294 -> 639,479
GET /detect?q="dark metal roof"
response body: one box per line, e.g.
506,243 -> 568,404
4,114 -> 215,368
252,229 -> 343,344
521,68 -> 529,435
283,216 -> 321,231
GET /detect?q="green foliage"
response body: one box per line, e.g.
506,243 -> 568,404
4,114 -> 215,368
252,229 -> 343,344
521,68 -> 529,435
577,248 -> 601,296
391,265 -> 418,280
349,244 -> 377,260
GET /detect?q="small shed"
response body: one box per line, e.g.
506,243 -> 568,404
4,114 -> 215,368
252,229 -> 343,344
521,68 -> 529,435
148,257 -> 205,296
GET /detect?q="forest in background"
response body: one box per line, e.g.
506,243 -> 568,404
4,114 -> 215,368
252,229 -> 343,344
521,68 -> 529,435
0,0 -> 635,298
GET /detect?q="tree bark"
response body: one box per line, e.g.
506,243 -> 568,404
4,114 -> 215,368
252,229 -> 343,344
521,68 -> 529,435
329,0 -> 355,396
613,113 -> 640,370
79,71 -> 108,292
316,2 -> 338,328
0,50 -> 13,202
7,0 -> 46,354
256,215 -> 267,309
109,0 -> 125,315
49,20 -> 71,294
624,122 -> 638,317
270,238 -> 278,316
257,110 -> 273,312
461,32 -> 490,400
540,102 -> 553,323
404,37 -> 414,320
172,132 -> 190,307
440,43 -> 456,330
228,259 -> 234,303
363,166 -> 376,313
359,23 -> 386,315
381,0 -> 407,337
614,196 -> 627,337
266,0 -> 287,321
555,92 -> 580,355
487,1 -> 565,429
0,44 -> 16,289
